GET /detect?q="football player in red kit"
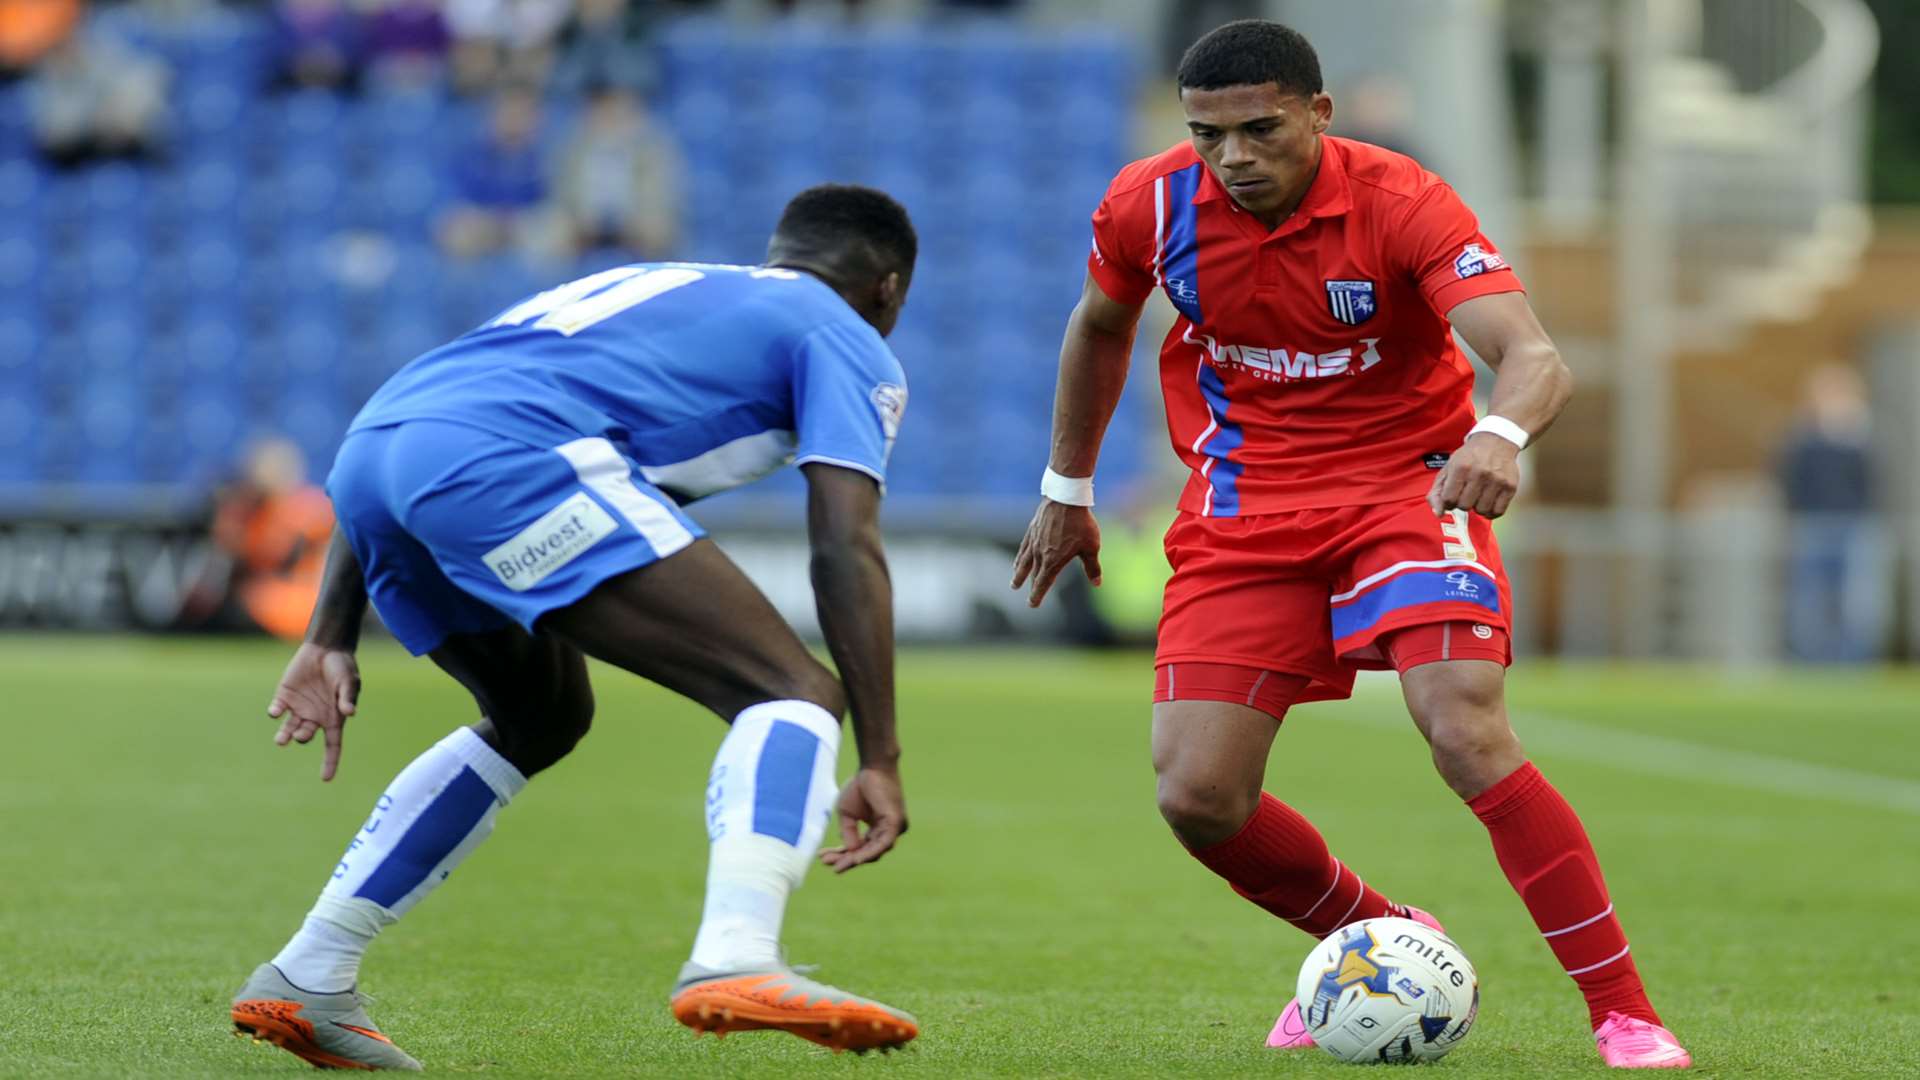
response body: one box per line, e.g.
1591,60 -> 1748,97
1011,20 -> 1690,1069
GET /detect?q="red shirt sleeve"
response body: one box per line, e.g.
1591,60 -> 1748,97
1085,183 -> 1156,307
1392,180 -> 1524,316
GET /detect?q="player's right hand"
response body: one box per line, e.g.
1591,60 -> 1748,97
820,765 -> 907,873
1010,499 -> 1103,608
267,643 -> 361,782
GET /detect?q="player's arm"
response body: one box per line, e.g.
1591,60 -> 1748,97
1432,292 -> 1574,519
267,527 -> 368,781
1010,272 -> 1146,606
801,461 -> 907,873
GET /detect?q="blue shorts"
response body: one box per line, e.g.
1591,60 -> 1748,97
328,420 -> 706,655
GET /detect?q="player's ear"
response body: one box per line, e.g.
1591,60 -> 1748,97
876,271 -> 902,311
1309,92 -> 1333,135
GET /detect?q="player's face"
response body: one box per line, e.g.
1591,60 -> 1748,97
1181,83 -> 1333,224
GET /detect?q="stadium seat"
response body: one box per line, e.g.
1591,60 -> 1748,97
6,9 -> 1143,514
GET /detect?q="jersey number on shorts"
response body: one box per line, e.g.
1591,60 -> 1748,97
1439,508 -> 1478,562
491,266 -> 707,337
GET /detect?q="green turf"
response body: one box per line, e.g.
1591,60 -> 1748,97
2,637 -> 1916,1077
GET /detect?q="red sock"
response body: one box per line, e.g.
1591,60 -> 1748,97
1469,762 -> 1660,1029
1190,792 -> 1408,938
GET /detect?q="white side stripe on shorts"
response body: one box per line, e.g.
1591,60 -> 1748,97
1565,943 -> 1631,976
554,438 -> 696,556
1330,558 -> 1497,603
1543,903 -> 1615,938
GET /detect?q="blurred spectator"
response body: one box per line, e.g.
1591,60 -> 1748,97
209,438 -> 335,642
553,84 -> 681,259
438,85 -> 549,260
1774,364 -> 1887,663
364,0 -> 450,90
446,0 -> 572,96
271,0 -> 363,92
549,0 -> 659,98
1335,74 -> 1423,160
0,0 -> 82,78
28,26 -> 170,168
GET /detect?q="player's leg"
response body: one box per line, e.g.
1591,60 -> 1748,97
1154,510 -> 1419,939
537,541 -> 915,1052
1153,691 -> 1416,938
236,430 -> 571,1070
236,629 -> 582,1070
1318,501 -> 1681,1066
1154,685 -> 1443,1052
1383,635 -> 1688,1068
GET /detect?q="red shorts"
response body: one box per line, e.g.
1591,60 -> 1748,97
1154,499 -> 1513,706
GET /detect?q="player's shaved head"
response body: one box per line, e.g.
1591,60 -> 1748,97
769,184 -> 917,288
1177,19 -> 1322,101
768,184 -> 918,336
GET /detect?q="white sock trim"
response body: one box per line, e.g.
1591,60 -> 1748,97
1566,943 -> 1631,976
1330,879 -> 1367,929
1292,861 -> 1343,922
438,726 -> 528,802
1543,902 -> 1615,938
733,699 -> 840,745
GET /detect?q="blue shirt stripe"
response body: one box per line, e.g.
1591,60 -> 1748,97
1162,165 -> 1205,323
1195,363 -> 1243,517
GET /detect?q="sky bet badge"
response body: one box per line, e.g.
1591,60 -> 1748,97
1325,279 -> 1376,325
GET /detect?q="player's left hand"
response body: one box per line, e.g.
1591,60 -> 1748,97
268,642 -> 361,782
1429,433 -> 1521,519
820,765 -> 907,874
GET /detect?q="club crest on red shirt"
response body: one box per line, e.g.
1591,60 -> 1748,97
1325,279 -> 1377,325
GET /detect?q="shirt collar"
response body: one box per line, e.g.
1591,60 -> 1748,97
1192,135 -> 1353,232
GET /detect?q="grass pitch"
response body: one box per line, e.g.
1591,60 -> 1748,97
1,636 -> 1916,1077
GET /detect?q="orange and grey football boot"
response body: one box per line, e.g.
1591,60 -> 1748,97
231,963 -> 422,1071
671,961 -> 919,1053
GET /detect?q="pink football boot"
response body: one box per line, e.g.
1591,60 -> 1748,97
1594,1012 -> 1692,1068
1266,907 -> 1447,1049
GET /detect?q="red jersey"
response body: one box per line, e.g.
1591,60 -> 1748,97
1086,136 -> 1524,516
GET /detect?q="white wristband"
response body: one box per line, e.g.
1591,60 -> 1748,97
1468,415 -> 1530,450
1041,467 -> 1095,507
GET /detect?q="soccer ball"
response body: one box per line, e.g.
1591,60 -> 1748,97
1294,916 -> 1479,1063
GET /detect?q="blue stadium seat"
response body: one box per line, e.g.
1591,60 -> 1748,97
185,160 -> 245,217
279,91 -> 347,145
281,318 -> 345,377
180,390 -> 246,461
133,407 -> 193,484
84,233 -> 147,292
182,313 -> 244,379
274,395 -> 346,468
183,238 -> 244,294
0,234 -> 41,294
0,158 -> 45,219
0,390 -> 35,484
182,80 -> 248,143
77,387 -> 143,474
365,89 -> 445,147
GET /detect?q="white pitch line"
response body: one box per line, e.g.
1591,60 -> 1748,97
1332,677 -> 1920,817
1505,711 -> 1920,818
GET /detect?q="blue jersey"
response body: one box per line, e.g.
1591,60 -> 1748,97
350,263 -> 907,502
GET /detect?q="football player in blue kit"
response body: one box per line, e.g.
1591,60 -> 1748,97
230,186 -> 923,1069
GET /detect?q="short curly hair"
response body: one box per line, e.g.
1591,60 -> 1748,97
771,184 -> 918,282
1176,20 -> 1323,99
